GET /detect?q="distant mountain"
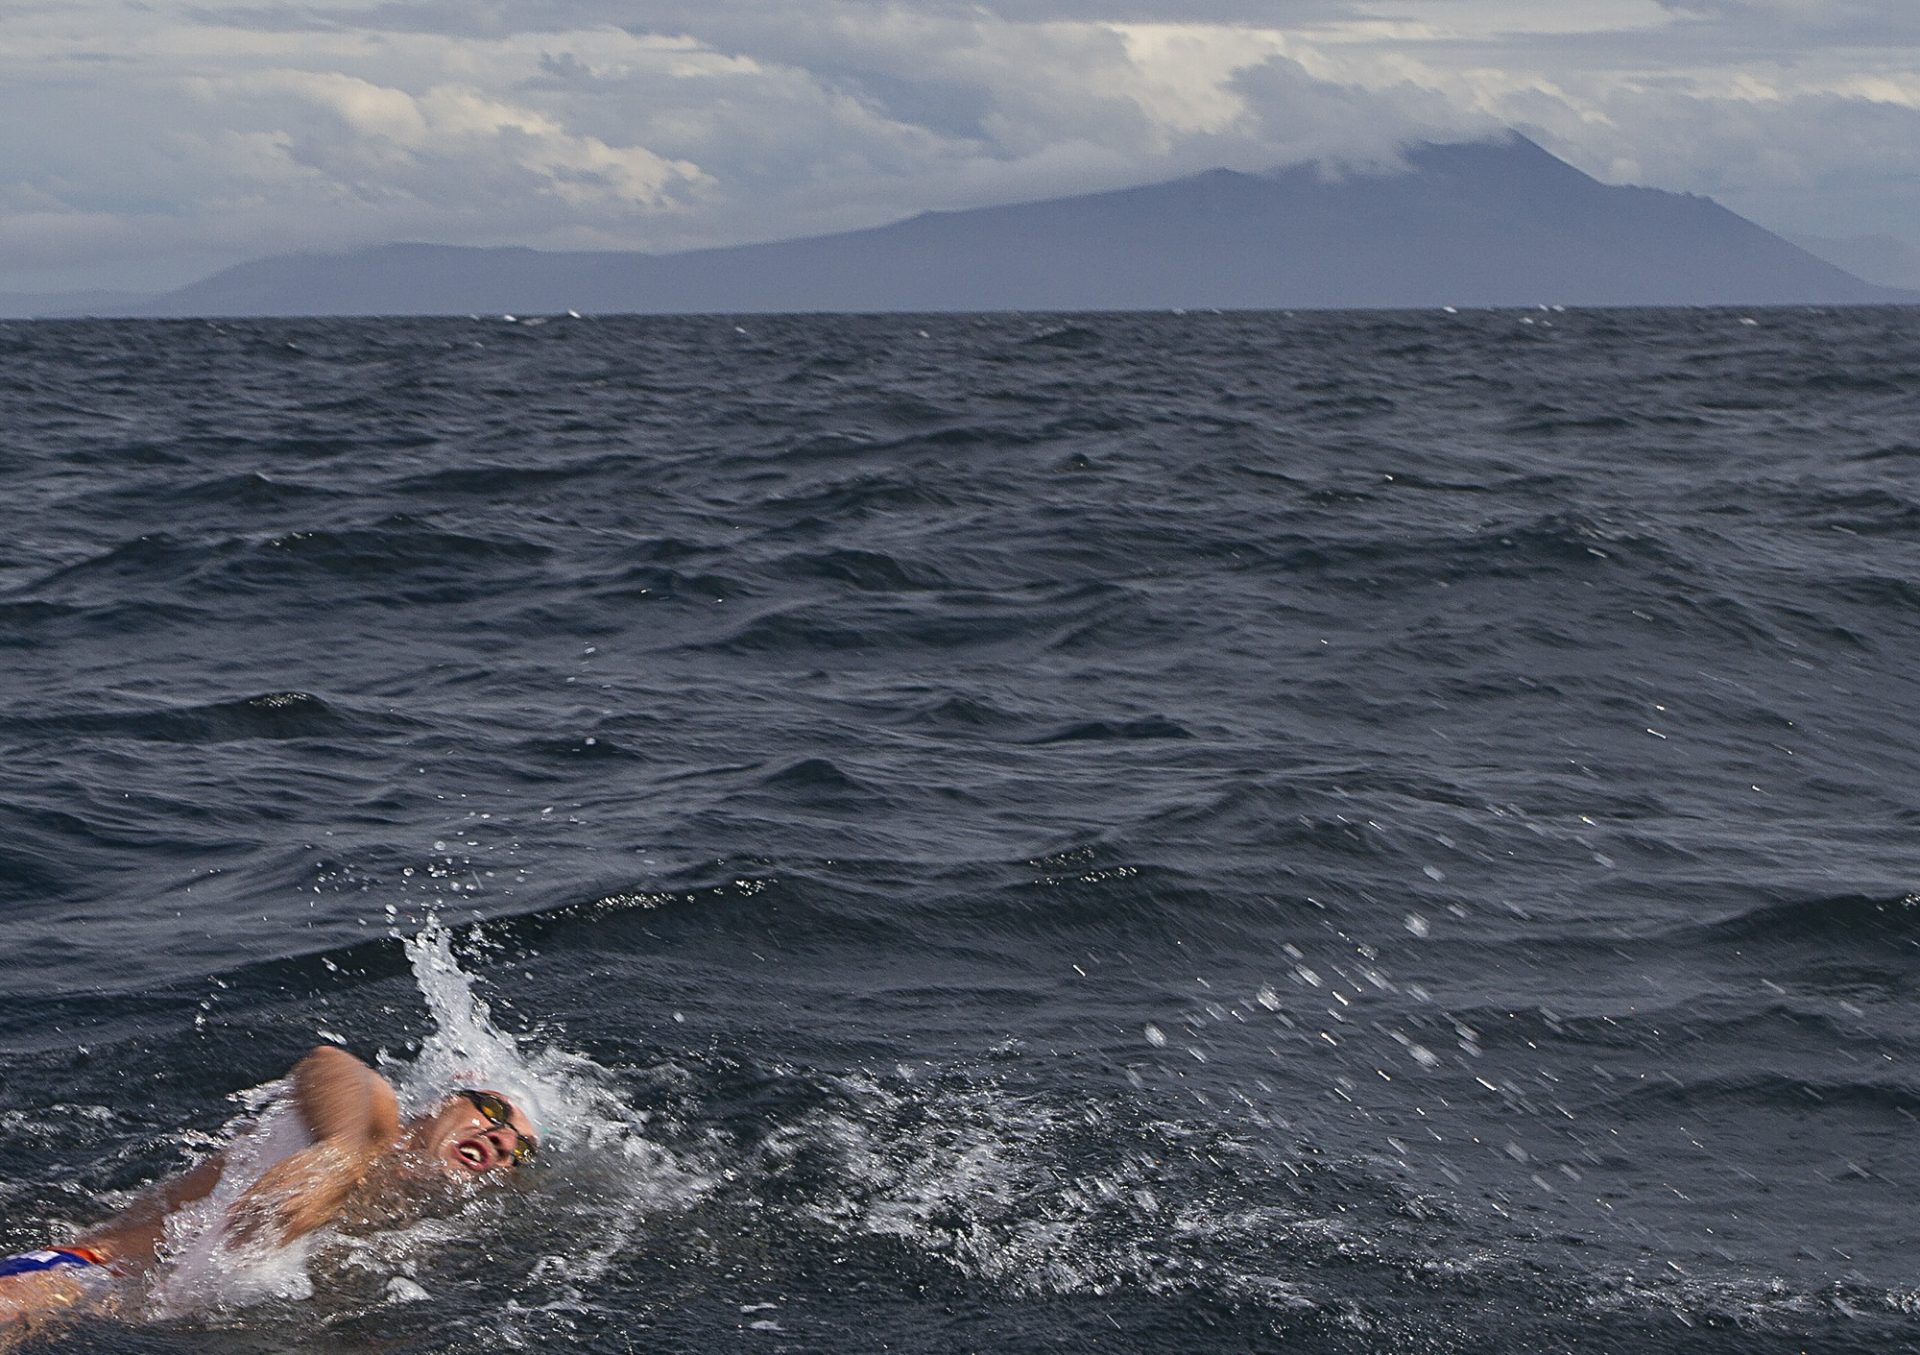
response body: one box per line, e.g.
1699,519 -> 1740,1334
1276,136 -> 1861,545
89,135 -> 1920,317
1788,233 -> 1920,291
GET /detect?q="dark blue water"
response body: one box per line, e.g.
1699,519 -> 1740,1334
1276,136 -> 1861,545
3,306 -> 1919,1352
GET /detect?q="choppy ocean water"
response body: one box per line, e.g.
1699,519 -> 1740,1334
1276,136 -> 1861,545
1,305 -> 1918,1353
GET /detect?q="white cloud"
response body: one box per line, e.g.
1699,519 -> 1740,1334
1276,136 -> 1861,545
196,68 -> 708,208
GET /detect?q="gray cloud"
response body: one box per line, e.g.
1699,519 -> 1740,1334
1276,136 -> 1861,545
1555,86 -> 1920,233
1653,0 -> 1920,44
1230,54 -> 1493,165
186,0 -> 1370,37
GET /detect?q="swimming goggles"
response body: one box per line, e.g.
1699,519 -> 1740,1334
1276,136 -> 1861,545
456,1088 -> 539,1166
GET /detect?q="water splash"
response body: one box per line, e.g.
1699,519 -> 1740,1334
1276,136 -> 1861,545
380,921 -> 713,1303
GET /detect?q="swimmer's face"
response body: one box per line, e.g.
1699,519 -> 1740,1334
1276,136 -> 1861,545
425,1088 -> 539,1176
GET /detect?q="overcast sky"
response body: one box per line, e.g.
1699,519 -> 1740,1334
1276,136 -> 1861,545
6,0 -> 1918,292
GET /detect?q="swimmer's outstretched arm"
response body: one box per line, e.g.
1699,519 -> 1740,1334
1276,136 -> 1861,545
225,1046 -> 401,1246
69,1154 -> 228,1271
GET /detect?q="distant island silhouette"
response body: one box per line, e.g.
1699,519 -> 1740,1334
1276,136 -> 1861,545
8,134 -> 1915,318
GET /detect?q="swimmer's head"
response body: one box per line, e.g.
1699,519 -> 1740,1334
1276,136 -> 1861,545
413,1087 -> 540,1176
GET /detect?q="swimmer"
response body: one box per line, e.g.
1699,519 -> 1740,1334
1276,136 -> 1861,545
0,1045 -> 539,1344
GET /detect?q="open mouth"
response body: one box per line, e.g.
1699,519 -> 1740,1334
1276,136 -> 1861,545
453,1137 -> 494,1171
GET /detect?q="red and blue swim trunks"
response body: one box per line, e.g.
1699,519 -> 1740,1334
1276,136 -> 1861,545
0,1247 -> 106,1278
